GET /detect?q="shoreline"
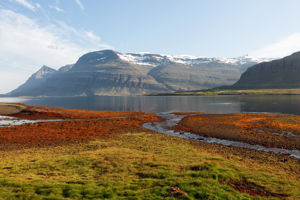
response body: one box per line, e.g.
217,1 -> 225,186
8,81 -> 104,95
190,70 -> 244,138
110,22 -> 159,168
145,88 -> 300,96
1,103 -> 299,156
0,103 -> 299,199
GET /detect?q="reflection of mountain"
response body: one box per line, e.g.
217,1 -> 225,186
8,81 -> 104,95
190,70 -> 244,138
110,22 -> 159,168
240,95 -> 300,115
15,95 -> 300,114
6,50 -> 267,97
15,96 -> 241,113
231,52 -> 300,89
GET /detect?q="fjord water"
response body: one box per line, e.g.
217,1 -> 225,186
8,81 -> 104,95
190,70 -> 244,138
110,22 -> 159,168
1,95 -> 300,115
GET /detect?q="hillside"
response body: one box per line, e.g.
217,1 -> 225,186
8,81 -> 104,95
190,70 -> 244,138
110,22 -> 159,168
231,52 -> 300,89
5,50 -> 265,97
147,52 -> 300,96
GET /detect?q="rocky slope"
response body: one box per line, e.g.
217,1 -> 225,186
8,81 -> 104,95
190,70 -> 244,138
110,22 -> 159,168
231,52 -> 300,89
8,66 -> 56,96
6,50 -> 267,96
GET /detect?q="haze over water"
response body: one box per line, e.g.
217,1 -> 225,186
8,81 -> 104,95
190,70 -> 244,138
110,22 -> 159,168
1,95 -> 300,115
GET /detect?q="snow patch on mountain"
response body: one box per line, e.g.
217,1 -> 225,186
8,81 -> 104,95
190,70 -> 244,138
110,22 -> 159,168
117,51 -> 272,67
117,53 -> 156,66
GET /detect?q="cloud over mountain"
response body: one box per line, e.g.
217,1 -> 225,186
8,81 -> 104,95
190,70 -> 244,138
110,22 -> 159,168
0,8 -> 111,93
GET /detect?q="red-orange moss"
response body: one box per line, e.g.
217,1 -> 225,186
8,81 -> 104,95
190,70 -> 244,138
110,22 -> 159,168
174,113 -> 300,150
11,106 -> 154,120
0,116 -> 160,148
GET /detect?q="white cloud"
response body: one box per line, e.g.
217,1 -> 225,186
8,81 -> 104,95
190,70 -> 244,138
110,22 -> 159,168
49,5 -> 64,12
85,31 -> 101,43
74,0 -> 84,10
35,3 -> 41,9
11,0 -> 36,11
250,33 -> 300,58
0,9 -> 112,93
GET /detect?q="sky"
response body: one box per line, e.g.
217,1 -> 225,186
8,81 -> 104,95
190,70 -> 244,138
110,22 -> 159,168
1,0 -> 300,93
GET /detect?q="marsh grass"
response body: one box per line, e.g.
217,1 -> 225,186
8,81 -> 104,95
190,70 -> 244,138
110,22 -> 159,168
0,103 -> 27,115
0,132 -> 298,199
148,88 -> 300,96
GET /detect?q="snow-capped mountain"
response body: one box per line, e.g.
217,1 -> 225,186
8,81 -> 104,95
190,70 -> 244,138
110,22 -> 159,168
6,50 -> 272,97
117,52 -> 270,67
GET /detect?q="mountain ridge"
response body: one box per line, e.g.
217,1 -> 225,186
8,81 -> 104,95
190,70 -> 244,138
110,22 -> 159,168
230,51 -> 300,89
4,50 -> 271,97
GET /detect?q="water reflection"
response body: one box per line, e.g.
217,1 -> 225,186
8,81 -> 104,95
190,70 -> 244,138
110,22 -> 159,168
0,95 -> 300,115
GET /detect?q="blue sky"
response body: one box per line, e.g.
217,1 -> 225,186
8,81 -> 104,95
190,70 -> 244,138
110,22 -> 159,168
1,0 -> 300,93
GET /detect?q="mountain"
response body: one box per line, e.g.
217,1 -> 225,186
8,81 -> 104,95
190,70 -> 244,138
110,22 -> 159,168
5,50 -> 268,97
231,52 -> 300,89
58,64 -> 74,72
7,66 -> 56,96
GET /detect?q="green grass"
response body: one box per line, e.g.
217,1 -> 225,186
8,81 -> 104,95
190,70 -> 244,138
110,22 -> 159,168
147,88 -> 300,96
0,103 -> 27,109
0,132 -> 298,199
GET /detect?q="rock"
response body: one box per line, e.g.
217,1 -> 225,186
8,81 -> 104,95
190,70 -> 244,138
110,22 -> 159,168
167,187 -> 188,197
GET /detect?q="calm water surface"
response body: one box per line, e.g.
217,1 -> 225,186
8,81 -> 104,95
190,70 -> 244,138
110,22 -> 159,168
1,95 -> 300,115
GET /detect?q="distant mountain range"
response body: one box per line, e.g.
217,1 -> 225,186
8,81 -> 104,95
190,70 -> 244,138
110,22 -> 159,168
230,51 -> 300,89
5,50 -> 270,97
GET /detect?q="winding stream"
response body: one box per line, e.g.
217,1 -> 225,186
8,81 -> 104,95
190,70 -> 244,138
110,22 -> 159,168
1,113 -> 299,159
0,115 -> 151,126
143,113 -> 300,159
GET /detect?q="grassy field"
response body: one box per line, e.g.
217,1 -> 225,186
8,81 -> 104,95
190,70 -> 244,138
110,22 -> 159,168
0,130 -> 299,199
147,88 -> 300,96
0,105 -> 299,199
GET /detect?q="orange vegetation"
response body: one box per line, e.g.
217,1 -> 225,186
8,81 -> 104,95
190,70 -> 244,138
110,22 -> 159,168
174,113 -> 300,150
0,116 -> 160,149
10,106 -> 154,120
0,104 -> 160,148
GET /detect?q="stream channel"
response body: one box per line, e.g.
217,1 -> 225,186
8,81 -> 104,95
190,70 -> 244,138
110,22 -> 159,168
1,113 -> 299,159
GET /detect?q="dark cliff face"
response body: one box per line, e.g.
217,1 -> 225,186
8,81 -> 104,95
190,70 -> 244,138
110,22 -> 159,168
6,50 -> 265,97
232,52 -> 300,89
